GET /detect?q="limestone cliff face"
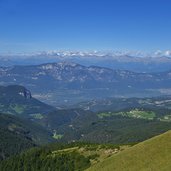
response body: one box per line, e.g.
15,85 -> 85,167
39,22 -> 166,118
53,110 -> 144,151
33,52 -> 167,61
23,89 -> 32,99
15,86 -> 32,99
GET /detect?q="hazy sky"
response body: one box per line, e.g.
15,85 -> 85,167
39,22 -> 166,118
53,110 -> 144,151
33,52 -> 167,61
0,0 -> 171,53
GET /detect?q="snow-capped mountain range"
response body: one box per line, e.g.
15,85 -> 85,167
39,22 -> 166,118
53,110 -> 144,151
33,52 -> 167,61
1,50 -> 171,73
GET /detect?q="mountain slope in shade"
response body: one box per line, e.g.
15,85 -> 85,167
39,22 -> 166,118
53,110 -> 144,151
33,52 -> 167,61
0,85 -> 57,160
0,85 -> 55,116
87,130 -> 171,171
0,113 -> 55,160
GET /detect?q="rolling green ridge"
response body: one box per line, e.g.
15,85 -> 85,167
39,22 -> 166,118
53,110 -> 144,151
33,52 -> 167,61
75,96 -> 171,112
87,130 -> 171,171
43,109 -> 171,144
97,108 -> 171,121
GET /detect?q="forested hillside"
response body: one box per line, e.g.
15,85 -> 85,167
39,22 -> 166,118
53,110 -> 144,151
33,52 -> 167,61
0,143 -> 122,171
0,113 -> 54,160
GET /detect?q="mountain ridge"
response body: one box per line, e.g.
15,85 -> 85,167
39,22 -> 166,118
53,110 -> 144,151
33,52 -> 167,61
1,53 -> 171,72
1,62 -> 171,105
0,85 -> 55,116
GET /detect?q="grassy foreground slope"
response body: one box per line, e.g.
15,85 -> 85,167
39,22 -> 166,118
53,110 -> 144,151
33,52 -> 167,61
88,130 -> 171,171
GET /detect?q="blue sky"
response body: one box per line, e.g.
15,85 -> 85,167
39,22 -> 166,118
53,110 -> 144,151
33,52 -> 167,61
0,0 -> 171,53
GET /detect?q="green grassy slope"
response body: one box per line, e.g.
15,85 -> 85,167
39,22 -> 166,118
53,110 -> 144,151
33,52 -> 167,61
87,130 -> 171,171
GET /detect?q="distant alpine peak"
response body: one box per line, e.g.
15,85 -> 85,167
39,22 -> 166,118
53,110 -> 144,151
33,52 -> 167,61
39,61 -> 84,71
40,61 -> 80,68
57,61 -> 78,67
